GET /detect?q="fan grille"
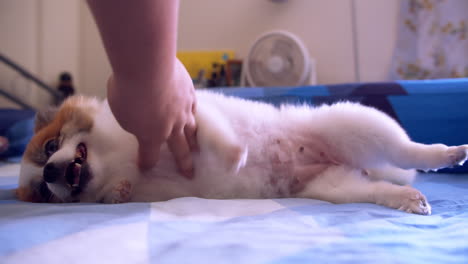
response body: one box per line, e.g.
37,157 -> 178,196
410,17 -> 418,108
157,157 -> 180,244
247,32 -> 309,87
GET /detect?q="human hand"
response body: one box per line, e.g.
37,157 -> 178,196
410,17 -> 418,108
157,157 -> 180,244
107,59 -> 198,178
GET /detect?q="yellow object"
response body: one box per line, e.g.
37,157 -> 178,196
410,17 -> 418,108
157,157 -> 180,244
177,50 -> 235,79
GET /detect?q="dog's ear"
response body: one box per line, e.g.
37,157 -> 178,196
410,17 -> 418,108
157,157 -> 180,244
34,107 -> 58,133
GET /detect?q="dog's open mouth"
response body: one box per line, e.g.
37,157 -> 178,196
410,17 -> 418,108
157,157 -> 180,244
66,143 -> 88,195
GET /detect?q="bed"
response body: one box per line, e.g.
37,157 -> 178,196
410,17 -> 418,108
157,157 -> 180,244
1,78 -> 468,264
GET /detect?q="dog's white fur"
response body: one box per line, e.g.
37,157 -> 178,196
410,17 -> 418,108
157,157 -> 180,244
19,91 -> 468,215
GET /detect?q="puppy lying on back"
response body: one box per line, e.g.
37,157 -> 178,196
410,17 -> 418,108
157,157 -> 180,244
17,91 -> 468,215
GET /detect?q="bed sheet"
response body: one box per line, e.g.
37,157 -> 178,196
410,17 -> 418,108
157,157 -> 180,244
1,162 -> 467,264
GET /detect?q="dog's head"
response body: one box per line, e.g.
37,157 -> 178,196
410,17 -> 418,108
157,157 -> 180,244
17,96 -> 102,203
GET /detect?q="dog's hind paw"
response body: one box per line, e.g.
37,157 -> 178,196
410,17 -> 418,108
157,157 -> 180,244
397,188 -> 431,215
447,145 -> 468,167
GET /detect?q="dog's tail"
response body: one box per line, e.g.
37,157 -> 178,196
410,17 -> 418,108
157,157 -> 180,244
365,165 -> 416,185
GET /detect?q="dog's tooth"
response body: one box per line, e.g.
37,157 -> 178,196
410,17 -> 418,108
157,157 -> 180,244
73,163 -> 82,187
72,179 -> 79,187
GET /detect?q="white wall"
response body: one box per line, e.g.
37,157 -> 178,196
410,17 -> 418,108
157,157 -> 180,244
39,0 -> 80,88
178,0 -> 357,84
0,0 -> 39,108
0,0 -> 400,108
355,0 -> 400,82
78,1 -> 110,99
0,0 -> 80,109
180,0 -> 401,84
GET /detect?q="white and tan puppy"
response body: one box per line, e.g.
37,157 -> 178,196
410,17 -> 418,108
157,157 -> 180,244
17,91 -> 468,215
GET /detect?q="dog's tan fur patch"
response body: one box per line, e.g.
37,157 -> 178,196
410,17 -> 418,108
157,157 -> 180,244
16,186 -> 41,202
24,96 -> 97,166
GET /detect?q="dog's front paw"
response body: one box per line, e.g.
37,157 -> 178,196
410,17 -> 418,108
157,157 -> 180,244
398,187 -> 431,215
110,180 -> 132,204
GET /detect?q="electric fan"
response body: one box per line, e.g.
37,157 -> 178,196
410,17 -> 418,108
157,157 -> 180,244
242,30 -> 316,87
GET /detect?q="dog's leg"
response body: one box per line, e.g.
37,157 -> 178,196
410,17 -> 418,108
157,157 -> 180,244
297,166 -> 431,215
387,143 -> 468,171
101,179 -> 132,204
365,165 -> 416,185
196,103 -> 248,173
300,103 -> 467,172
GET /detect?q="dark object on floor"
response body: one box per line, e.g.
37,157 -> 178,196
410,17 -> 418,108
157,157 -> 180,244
56,72 -> 75,105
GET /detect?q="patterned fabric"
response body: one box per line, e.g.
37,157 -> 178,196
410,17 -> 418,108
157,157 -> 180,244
1,163 -> 468,264
391,0 -> 468,80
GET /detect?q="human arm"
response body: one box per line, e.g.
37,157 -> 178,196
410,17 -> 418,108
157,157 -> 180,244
87,0 -> 197,177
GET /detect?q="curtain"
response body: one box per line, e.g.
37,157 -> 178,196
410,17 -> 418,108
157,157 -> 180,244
390,0 -> 468,80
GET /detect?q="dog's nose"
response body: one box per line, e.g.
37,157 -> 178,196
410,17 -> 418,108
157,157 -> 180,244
43,163 -> 62,183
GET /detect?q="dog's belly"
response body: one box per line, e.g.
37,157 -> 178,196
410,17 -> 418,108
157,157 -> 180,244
130,130 -> 335,202
194,135 -> 299,199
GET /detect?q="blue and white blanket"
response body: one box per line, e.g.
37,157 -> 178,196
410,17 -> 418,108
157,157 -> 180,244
1,162 -> 467,264
1,79 -> 468,263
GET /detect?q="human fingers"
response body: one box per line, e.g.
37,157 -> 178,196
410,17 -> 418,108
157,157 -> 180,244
167,128 -> 194,179
184,112 -> 198,151
185,124 -> 198,152
137,139 -> 162,172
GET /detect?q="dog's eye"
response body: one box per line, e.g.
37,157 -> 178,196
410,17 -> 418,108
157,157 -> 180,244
44,138 -> 59,156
